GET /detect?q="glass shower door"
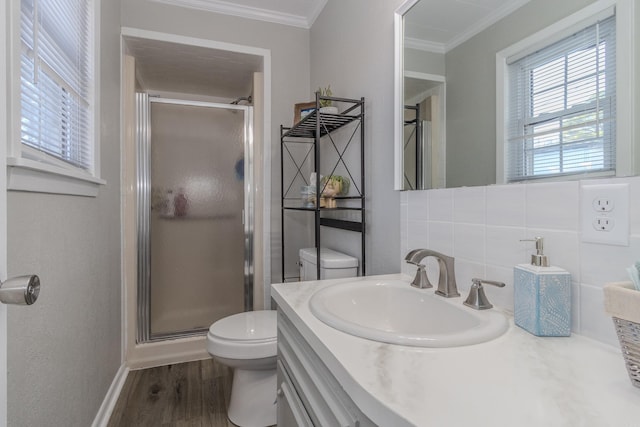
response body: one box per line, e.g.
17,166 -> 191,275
139,98 -> 251,340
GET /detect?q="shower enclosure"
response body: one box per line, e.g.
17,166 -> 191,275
136,94 -> 253,342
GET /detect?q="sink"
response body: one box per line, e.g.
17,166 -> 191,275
309,279 -> 508,347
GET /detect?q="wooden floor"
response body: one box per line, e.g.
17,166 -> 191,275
108,359 -> 237,427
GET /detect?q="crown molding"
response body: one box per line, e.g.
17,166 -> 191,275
307,0 -> 328,27
150,0 -> 321,29
445,0 -> 530,52
405,37 -> 446,54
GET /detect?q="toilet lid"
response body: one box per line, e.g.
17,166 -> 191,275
209,310 -> 277,342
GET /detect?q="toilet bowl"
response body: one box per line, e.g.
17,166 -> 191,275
206,310 -> 277,427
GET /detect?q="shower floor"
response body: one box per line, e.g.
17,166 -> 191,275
108,359 -> 237,426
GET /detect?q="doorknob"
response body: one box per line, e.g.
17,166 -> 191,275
0,275 -> 40,305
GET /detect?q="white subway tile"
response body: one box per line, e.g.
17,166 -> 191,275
579,283 -> 619,347
407,190 -> 428,221
580,236 -> 640,287
453,186 -> 486,224
428,188 -> 453,221
525,181 -> 579,230
485,226 -> 527,268
486,183 -> 526,227
627,176 -> 640,235
453,223 -> 485,263
400,190 -> 408,205
426,221 -> 454,255
406,219 -> 428,252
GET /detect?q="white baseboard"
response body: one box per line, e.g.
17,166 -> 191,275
91,364 -> 129,427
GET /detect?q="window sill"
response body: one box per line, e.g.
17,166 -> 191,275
7,157 -> 106,197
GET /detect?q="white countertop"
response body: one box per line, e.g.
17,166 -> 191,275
271,274 -> 640,427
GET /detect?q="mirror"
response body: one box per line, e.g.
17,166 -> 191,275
394,0 -> 638,191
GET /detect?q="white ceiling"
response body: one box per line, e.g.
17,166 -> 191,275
132,0 -> 531,99
126,36 -> 262,99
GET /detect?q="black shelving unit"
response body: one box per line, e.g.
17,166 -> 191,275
280,93 -> 365,282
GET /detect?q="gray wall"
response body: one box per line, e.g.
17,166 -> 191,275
309,0 -> 404,275
7,0 -> 122,425
405,47 -> 445,76
121,0 -> 311,285
445,0 -> 598,188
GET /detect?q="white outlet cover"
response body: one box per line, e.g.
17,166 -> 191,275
581,183 -> 629,246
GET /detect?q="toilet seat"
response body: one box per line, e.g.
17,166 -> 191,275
207,310 -> 277,360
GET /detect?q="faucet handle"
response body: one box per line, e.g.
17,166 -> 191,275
410,264 -> 433,289
463,278 -> 505,310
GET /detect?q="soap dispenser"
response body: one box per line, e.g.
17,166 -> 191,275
514,237 -> 571,337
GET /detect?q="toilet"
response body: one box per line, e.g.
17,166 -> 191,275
207,248 -> 358,427
299,247 -> 359,281
207,310 -> 278,427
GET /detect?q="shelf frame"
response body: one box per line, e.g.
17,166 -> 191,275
280,93 -> 366,282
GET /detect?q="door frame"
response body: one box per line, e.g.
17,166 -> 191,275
136,96 -> 254,342
0,0 -> 9,424
120,28 -> 272,368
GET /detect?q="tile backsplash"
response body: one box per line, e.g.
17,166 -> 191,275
400,176 -> 640,347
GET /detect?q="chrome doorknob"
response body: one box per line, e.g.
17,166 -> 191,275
0,275 -> 40,305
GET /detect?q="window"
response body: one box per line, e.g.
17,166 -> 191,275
20,0 -> 94,172
505,14 -> 616,183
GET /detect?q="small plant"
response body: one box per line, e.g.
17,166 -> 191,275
321,175 -> 350,196
317,85 -> 333,108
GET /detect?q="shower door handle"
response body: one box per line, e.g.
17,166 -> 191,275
0,275 -> 41,305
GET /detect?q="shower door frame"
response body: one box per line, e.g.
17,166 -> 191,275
136,95 -> 254,343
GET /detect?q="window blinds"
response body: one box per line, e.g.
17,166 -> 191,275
506,14 -> 616,182
20,0 -> 93,171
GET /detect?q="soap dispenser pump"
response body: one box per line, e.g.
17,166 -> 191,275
514,237 -> 571,337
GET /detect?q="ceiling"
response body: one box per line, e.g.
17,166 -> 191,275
132,0 -> 531,99
126,36 -> 262,99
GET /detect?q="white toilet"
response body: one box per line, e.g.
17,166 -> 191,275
207,248 -> 358,427
299,247 -> 359,280
207,310 -> 278,427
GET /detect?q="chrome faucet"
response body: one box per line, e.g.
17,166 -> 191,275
405,249 -> 460,297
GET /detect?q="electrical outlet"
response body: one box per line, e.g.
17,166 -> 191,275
593,197 -> 614,212
581,184 -> 629,246
593,216 -> 615,231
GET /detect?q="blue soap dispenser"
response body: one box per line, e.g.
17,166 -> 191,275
514,237 -> 571,337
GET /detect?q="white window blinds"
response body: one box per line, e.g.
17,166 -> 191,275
506,14 -> 616,182
20,0 -> 93,171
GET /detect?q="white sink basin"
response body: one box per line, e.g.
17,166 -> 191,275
309,279 -> 508,347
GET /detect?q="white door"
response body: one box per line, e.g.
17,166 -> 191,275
1,0 -> 9,424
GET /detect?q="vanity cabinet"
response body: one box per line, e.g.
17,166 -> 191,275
280,94 -> 366,282
277,309 -> 376,427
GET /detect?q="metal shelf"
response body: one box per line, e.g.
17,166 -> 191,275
283,111 -> 361,139
280,94 -> 366,282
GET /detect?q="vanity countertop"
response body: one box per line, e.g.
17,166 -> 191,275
271,274 -> 640,427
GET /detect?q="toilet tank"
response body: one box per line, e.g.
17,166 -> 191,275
299,248 -> 359,281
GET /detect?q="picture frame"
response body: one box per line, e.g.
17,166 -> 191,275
294,102 -> 316,124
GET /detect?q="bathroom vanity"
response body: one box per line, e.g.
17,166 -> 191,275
272,274 -> 640,426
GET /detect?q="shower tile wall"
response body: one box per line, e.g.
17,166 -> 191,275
400,176 -> 640,347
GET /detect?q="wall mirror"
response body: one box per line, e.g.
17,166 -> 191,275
394,0 -> 638,191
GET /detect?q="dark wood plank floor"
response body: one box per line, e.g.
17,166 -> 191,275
108,359 -> 237,427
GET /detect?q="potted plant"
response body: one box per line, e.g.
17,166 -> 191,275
318,86 -> 338,114
321,175 -> 350,196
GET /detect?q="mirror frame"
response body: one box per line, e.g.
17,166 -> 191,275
394,0 -> 420,190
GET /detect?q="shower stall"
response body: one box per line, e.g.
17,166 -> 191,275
136,94 -> 254,342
